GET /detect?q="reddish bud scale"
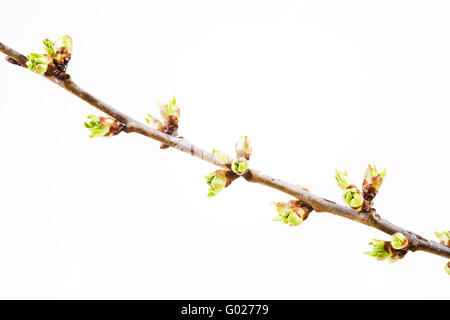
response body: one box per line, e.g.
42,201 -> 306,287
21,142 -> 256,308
363,176 -> 383,201
159,113 -> 179,149
221,170 -> 239,187
52,47 -> 71,71
165,115 -> 179,132
160,117 -> 179,149
385,241 -> 408,261
100,117 -> 125,136
288,200 -> 313,221
40,60 -> 70,80
45,62 -> 59,75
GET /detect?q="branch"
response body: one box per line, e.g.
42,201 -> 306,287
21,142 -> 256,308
1,39 -> 449,265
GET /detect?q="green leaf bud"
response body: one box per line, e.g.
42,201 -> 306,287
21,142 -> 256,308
231,159 -> 248,175
55,35 -> 73,55
26,53 -> 52,75
205,170 -> 233,197
272,208 -> 303,226
391,232 -> 409,250
43,39 -> 57,56
271,199 -> 312,226
50,35 -> 73,66
84,115 -> 124,138
435,231 -> 450,247
343,188 -> 364,211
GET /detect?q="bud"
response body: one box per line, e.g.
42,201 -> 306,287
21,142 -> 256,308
335,169 -> 365,211
55,35 -> 73,55
52,35 -> 73,65
362,165 -> 386,201
365,240 -> 391,261
235,135 -> 252,161
343,188 -> 365,211
40,35 -> 73,70
435,231 -> 450,247
26,53 -> 52,75
365,239 -> 408,262
272,200 -> 312,220
213,149 -> 232,165
158,96 -> 180,132
205,170 -> 234,197
84,115 -> 124,138
271,200 -> 312,226
145,114 -> 165,132
446,262 -> 450,275
391,232 -> 409,250
231,159 -> 248,175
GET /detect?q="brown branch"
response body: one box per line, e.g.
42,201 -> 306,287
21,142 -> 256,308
1,42 -> 27,67
1,40 -> 449,260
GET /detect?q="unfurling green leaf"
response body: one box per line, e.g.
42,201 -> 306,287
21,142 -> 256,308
157,96 -> 180,129
335,169 -> 365,211
365,240 -> 390,261
272,208 -> 303,226
145,114 -> 165,132
365,238 -> 408,263
26,53 -> 52,75
335,169 -> 352,190
27,35 -> 73,75
84,115 -> 108,138
287,210 -> 303,226
43,39 -> 57,56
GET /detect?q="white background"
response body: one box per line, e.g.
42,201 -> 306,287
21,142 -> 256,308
0,0 -> 449,299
